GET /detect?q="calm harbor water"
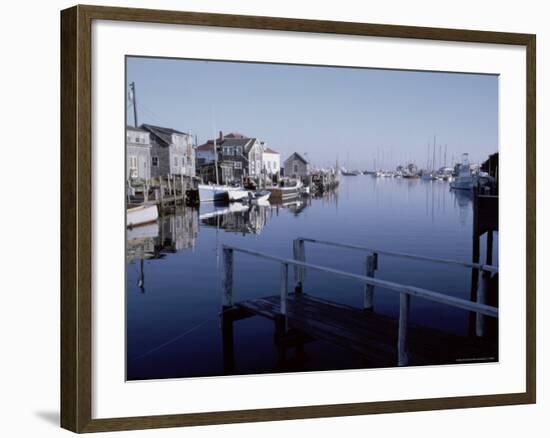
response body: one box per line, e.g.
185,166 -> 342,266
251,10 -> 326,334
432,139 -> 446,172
126,176 -> 497,380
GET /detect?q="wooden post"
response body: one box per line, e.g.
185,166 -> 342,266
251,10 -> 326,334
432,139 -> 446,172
222,248 -> 234,308
363,253 -> 377,310
144,180 -> 149,202
469,187 -> 481,336
292,239 -> 305,293
221,316 -> 235,375
159,179 -> 165,210
398,292 -> 410,366
486,230 -> 494,265
280,263 -> 288,316
167,175 -> 172,205
476,271 -> 489,337
180,173 -> 184,203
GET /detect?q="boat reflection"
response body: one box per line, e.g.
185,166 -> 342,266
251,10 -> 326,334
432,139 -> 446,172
200,202 -> 269,235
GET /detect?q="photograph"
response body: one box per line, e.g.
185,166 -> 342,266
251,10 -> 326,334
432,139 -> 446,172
125,56 -> 499,381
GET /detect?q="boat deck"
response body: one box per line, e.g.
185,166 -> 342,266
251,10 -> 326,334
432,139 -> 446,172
225,293 -> 497,367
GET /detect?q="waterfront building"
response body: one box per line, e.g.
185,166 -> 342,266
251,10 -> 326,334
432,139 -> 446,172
261,143 -> 281,176
283,152 -> 310,178
197,132 -> 266,183
141,123 -> 195,178
126,126 -> 151,181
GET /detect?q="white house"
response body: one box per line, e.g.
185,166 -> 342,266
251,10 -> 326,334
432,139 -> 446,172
126,126 -> 151,180
261,143 -> 281,176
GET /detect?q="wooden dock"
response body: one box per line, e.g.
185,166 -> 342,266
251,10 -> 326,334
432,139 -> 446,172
226,293 -> 496,368
220,240 -> 499,372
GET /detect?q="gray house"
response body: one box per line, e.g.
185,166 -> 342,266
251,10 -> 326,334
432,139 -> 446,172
141,124 -> 195,178
126,126 -> 151,181
284,152 -> 310,178
220,136 -> 263,180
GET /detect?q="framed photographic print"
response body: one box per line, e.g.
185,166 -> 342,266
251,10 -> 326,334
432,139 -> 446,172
60,5 -> 536,433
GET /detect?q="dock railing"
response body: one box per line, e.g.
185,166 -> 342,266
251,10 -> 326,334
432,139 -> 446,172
221,244 -> 498,366
294,237 -> 498,337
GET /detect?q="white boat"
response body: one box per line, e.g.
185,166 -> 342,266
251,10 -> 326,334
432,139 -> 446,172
226,188 -> 250,202
198,184 -> 249,202
450,153 -> 475,190
268,179 -> 303,202
248,190 -> 271,205
127,204 -> 158,227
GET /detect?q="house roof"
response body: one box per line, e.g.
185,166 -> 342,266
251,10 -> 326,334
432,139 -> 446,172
224,132 -> 247,139
264,147 -> 279,154
196,143 -> 215,152
285,152 -> 309,164
126,125 -> 148,133
220,138 -> 260,155
140,123 -> 188,146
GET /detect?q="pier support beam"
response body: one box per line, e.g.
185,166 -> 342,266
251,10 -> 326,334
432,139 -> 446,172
280,263 -> 289,332
363,253 -> 378,310
476,271 -> 490,337
397,292 -> 410,366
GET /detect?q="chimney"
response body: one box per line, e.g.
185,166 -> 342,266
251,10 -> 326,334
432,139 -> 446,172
219,131 -> 223,142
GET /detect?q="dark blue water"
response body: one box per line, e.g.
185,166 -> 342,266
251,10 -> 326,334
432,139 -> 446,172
126,176 -> 497,380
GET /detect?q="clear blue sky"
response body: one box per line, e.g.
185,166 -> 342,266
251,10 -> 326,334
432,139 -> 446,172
127,56 -> 498,170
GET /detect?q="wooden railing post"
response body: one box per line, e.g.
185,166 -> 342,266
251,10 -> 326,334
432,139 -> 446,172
222,248 -> 234,309
280,263 -> 288,315
398,292 -> 410,366
476,271 -> 489,337
292,238 -> 305,293
364,252 -> 378,310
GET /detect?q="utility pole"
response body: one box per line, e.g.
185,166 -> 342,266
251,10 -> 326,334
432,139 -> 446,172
130,82 -> 138,128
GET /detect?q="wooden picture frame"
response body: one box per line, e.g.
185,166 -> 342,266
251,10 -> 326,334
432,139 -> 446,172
60,4 -> 536,433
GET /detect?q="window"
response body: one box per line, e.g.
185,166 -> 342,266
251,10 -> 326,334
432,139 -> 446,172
129,156 -> 138,178
174,156 -> 178,167
273,161 -> 277,170
152,156 -> 159,166
234,162 -> 242,169
236,146 -> 242,155
294,163 -> 298,173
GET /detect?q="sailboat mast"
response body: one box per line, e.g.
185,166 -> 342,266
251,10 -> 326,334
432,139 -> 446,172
432,135 -> 436,173
214,136 -> 219,185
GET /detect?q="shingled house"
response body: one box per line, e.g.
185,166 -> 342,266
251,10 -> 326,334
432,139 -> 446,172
141,124 -> 195,178
284,152 -> 310,178
196,132 -> 265,183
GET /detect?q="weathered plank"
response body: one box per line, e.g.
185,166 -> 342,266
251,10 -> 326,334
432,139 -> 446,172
234,293 -> 497,367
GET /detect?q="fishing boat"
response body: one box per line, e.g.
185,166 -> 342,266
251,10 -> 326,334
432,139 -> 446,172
127,204 -> 158,228
450,153 -> 475,190
268,179 -> 303,203
198,184 -> 249,202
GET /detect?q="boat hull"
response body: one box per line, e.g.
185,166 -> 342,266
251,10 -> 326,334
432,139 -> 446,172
127,205 -> 158,227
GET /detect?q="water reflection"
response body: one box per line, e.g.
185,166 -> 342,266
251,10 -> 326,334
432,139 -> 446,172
126,176 -> 496,380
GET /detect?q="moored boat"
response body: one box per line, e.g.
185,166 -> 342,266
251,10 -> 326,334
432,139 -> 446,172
450,153 -> 474,190
198,184 -> 249,202
248,190 -> 271,205
268,179 -> 303,203
127,204 -> 158,228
